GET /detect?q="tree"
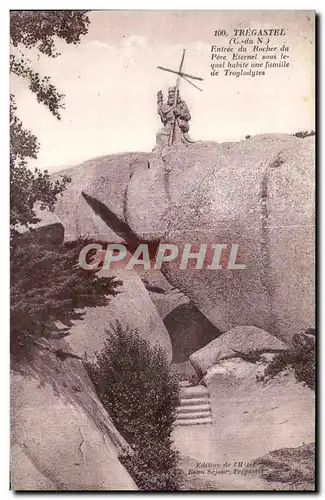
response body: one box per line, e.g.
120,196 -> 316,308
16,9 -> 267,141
86,323 -> 182,491
11,237 -> 122,357
10,11 -> 90,234
10,94 -> 71,232
9,12 -> 123,359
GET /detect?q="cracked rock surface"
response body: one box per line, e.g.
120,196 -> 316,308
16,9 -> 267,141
11,339 -> 137,491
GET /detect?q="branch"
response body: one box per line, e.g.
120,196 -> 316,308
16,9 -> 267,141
11,54 -> 65,119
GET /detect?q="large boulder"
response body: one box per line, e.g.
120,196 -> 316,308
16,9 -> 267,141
125,156 -> 170,241
50,134 -> 315,344
189,326 -> 287,377
11,340 -> 136,491
52,152 -> 150,242
158,135 -> 315,343
66,269 -> 173,363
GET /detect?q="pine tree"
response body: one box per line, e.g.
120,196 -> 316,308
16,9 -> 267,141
11,238 -> 122,356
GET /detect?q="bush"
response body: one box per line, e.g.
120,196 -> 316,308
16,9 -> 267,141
11,236 -> 121,357
250,443 -> 315,487
86,322 -> 182,491
293,130 -> 315,138
258,329 -> 315,390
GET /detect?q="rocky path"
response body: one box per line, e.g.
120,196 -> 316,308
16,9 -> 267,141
173,382 -> 271,491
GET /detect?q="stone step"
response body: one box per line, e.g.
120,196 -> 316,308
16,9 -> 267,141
179,385 -> 209,399
179,380 -> 192,388
179,396 -> 210,406
176,409 -> 212,420
174,416 -> 212,426
176,403 -> 211,414
175,384 -> 212,426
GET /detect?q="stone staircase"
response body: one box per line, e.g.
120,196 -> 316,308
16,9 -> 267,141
174,382 -> 212,426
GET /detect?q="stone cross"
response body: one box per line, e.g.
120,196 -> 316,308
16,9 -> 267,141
157,49 -> 203,146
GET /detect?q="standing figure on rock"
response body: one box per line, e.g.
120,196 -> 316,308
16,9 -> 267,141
155,86 -> 193,155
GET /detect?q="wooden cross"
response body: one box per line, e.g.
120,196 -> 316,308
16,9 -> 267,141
157,49 -> 203,145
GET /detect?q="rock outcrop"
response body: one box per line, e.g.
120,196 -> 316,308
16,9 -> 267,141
12,133 -> 315,490
51,152 -> 150,242
11,339 -> 137,490
204,357 -> 315,463
159,135 -> 314,342
66,269 -> 172,362
189,325 -> 287,377
49,134 -> 315,344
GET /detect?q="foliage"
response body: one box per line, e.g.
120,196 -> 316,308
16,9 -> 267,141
258,329 -> 315,390
231,348 -> 262,363
11,237 -> 121,356
10,11 -> 90,116
10,13 -> 121,369
293,130 -> 316,138
10,13 -> 119,363
10,11 -> 90,235
250,443 -> 315,488
10,95 -> 70,233
86,322 -> 182,491
11,11 -> 90,57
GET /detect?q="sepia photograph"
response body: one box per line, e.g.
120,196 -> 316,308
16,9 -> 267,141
10,9 -> 315,491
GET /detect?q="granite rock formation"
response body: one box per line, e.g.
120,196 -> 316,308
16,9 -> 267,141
11,339 -> 137,490
49,134 -> 315,344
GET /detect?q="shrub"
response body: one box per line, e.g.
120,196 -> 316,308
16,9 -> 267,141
293,130 -> 316,138
11,237 -> 121,357
86,322 -> 182,491
231,348 -> 262,363
258,328 -> 315,390
250,443 -> 315,487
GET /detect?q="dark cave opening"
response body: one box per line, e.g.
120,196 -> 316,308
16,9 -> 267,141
163,302 -> 221,363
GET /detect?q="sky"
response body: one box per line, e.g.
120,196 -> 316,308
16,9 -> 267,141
11,10 -> 315,171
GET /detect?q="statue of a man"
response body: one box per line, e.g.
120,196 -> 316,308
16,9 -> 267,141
155,86 -> 192,153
